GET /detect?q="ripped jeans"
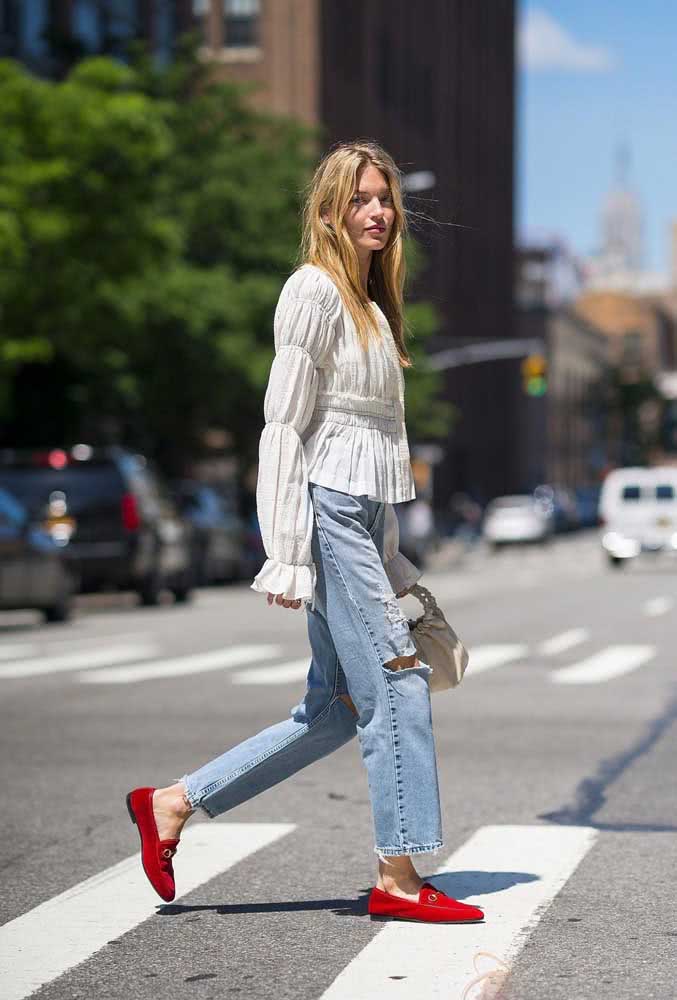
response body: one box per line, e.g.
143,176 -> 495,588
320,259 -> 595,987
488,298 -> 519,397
180,482 -> 444,861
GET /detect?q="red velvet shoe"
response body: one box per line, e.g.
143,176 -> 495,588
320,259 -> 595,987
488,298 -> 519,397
368,881 -> 485,923
126,787 -> 180,902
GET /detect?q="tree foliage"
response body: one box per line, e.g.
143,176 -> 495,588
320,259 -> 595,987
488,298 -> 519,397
0,44 -> 448,473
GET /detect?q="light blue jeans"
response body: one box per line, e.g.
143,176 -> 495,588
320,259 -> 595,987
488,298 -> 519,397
180,482 -> 444,861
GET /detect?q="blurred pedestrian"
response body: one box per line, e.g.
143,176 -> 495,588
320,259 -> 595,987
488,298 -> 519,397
402,496 -> 436,564
449,491 -> 482,551
126,141 -> 483,925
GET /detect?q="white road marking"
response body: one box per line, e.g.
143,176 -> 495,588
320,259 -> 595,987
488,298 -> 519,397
0,632 -> 154,662
320,824 -> 598,1000
0,642 -> 159,680
537,628 -> 589,656
0,644 -> 38,661
232,646 -> 530,687
78,644 -> 282,684
643,596 -> 673,617
231,657 -> 310,685
549,645 -> 655,685
467,645 -> 529,675
0,821 -> 295,1000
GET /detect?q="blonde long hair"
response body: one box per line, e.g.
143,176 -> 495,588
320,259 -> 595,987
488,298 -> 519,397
296,139 -> 413,368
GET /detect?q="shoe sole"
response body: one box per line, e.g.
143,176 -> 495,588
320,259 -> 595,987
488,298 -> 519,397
125,792 -> 137,825
126,791 -> 175,903
369,913 -> 484,924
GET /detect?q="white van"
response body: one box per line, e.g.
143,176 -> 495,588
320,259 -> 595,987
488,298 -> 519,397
599,465 -> 677,567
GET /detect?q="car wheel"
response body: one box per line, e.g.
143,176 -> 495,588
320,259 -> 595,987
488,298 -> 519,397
607,555 -> 626,569
138,570 -> 163,606
43,595 -> 73,624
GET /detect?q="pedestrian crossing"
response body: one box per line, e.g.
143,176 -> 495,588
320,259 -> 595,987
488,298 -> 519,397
0,822 -> 295,1000
0,821 -> 598,1000
320,824 -> 598,999
0,632 -> 660,686
549,645 -> 656,685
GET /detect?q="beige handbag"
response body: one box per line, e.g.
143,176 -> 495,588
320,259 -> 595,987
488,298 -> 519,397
406,582 -> 469,693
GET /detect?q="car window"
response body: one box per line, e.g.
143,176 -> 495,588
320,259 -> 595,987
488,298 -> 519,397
621,485 -> 641,501
0,464 -> 124,511
0,487 -> 26,523
655,484 -> 675,501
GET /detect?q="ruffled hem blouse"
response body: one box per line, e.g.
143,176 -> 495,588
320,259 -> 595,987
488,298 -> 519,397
250,263 -> 420,610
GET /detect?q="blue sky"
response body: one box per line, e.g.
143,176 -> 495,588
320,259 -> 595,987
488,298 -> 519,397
517,1 -> 677,274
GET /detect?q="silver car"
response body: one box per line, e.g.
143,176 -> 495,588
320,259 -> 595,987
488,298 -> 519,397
482,494 -> 554,549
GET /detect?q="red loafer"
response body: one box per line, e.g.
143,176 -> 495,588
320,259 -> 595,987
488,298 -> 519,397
126,787 -> 180,902
368,881 -> 485,923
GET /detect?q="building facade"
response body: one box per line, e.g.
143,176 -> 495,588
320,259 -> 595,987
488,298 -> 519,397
0,0 -> 195,75
515,240 -> 610,492
3,0 -> 517,506
196,0 -> 516,506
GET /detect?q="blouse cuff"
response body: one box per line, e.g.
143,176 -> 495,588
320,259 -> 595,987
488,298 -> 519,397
251,558 -> 317,610
384,551 -> 422,596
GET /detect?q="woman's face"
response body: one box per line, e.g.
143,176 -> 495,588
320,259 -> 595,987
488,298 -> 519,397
342,164 -> 396,256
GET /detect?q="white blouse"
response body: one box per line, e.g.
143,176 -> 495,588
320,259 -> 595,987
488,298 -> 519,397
250,263 -> 421,611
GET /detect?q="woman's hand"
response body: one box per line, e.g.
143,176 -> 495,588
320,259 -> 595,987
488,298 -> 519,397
267,592 -> 303,610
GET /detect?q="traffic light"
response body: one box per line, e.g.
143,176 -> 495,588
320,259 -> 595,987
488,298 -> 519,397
521,353 -> 548,396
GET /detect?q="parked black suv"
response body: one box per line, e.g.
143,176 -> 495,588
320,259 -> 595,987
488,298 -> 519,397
0,446 -> 194,606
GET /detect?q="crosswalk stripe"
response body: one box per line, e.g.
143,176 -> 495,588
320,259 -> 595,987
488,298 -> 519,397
549,645 -> 655,685
231,646 -> 531,688
231,657 -> 310,685
0,821 -> 295,1000
0,632 -> 155,663
643,596 -> 673,617
0,644 -> 38,662
320,824 -> 598,1000
537,628 -> 589,656
0,642 -> 159,680
467,645 -> 529,675
78,644 -> 282,684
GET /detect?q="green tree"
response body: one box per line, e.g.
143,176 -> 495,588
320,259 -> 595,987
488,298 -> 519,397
0,42 -> 451,476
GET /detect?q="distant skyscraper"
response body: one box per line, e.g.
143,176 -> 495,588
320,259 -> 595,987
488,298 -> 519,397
600,143 -> 643,272
584,143 -> 648,291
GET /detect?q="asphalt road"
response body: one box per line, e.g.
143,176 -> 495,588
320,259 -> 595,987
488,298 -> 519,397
1,529 -> 676,1000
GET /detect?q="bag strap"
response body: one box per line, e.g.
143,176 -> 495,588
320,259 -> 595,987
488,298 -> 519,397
409,582 -> 440,613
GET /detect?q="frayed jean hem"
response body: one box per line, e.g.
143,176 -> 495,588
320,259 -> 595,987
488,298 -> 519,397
176,775 -> 217,818
374,840 -> 444,864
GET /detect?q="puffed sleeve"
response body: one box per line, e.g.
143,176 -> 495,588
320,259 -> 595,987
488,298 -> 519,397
250,266 -> 342,611
383,502 -> 422,596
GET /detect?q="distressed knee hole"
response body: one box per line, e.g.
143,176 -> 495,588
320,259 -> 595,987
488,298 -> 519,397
384,654 -> 418,672
338,693 -> 359,717
383,654 -> 434,679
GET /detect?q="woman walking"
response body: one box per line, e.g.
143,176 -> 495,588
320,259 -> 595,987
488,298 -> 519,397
127,140 -> 484,925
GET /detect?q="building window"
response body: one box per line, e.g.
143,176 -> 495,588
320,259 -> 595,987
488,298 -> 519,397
223,0 -> 259,48
4,0 -> 49,64
72,0 -> 138,58
622,330 -> 642,364
192,0 -> 212,45
0,0 -> 20,57
155,0 -> 175,64
72,0 -> 101,53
